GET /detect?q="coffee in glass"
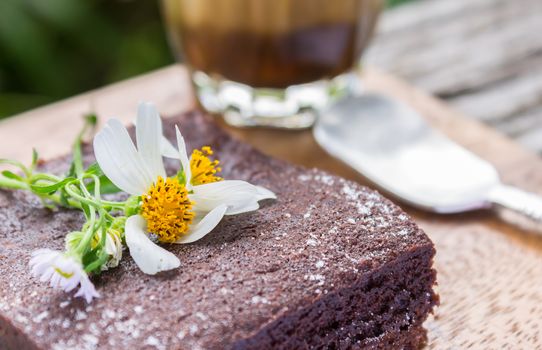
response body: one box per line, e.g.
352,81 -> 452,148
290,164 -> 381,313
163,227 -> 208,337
162,0 -> 382,128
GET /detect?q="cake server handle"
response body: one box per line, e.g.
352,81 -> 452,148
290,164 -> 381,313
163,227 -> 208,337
487,184 -> 542,223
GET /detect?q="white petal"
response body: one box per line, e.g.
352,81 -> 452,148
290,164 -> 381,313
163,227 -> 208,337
29,249 -> 59,276
125,215 -> 180,275
101,119 -> 154,190
190,180 -> 270,215
74,274 -> 101,303
49,271 -> 62,288
136,102 -> 166,179
255,186 -> 277,200
175,204 -> 227,244
175,126 -> 191,187
93,119 -> 152,195
29,250 -> 100,303
103,231 -> 123,270
223,201 -> 260,215
40,268 -> 55,283
161,136 -> 180,159
61,274 -> 80,292
104,233 -> 116,256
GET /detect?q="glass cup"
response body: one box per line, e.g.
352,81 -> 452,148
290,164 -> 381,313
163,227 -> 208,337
162,0 -> 383,129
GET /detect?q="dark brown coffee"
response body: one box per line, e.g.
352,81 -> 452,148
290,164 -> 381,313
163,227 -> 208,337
163,0 -> 382,88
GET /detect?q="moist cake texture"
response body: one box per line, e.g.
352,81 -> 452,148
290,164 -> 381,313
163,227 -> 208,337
0,111 -> 437,350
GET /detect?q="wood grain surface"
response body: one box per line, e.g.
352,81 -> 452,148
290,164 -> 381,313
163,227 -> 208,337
1,65 -> 541,349
367,0 -> 542,154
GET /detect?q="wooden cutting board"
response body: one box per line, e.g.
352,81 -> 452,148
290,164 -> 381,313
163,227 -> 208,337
1,65 -> 541,349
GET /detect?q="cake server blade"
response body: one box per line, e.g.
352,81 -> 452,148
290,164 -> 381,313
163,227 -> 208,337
314,93 -> 542,221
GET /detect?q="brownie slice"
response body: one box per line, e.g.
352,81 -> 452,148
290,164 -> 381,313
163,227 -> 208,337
0,111 -> 438,350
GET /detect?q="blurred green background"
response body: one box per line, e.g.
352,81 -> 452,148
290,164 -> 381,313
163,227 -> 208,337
0,0 -> 412,119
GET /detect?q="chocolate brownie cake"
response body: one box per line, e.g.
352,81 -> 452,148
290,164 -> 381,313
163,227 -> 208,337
0,111 -> 438,350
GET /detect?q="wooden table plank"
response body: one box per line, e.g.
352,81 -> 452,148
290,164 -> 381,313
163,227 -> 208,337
367,0 -> 542,153
1,65 -> 541,348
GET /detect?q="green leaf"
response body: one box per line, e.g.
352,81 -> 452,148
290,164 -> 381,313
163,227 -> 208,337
1,170 -> 22,181
66,161 -> 76,178
84,112 -> 97,127
124,196 -> 141,217
84,256 -> 107,274
0,159 -> 28,174
84,162 -> 103,176
30,177 -> 75,194
82,245 -> 108,274
59,188 -> 70,207
86,175 -> 121,195
98,179 -> 121,194
84,164 -> 121,194
82,247 -> 99,269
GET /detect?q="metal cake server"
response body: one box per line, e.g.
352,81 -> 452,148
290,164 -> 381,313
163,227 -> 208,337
314,93 -> 542,221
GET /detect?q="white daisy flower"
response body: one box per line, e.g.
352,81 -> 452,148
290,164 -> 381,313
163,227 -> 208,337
29,249 -> 100,303
93,102 -> 275,275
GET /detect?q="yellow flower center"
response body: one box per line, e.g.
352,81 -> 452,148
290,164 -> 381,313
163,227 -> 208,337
141,176 -> 194,243
54,267 -> 74,279
190,146 -> 222,186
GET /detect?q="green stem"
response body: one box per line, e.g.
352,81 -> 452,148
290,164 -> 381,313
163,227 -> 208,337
80,175 -> 126,210
84,249 -> 109,273
29,173 -> 62,183
72,114 -> 96,178
82,174 -> 121,215
1,174 -> 82,209
0,177 -> 29,190
81,174 -> 100,203
73,141 -> 84,178
43,193 -> 82,209
64,184 -> 103,210
0,159 -> 30,177
75,207 -> 97,255
101,200 -> 126,210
